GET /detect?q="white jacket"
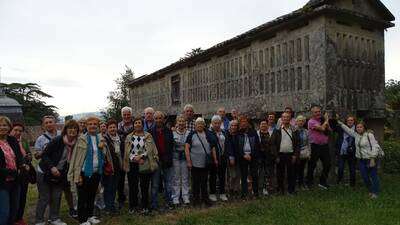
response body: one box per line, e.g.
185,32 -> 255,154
339,122 -> 379,159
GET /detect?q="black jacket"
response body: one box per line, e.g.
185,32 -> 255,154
151,126 -> 174,168
209,129 -> 229,160
39,135 -> 68,174
333,124 -> 356,157
270,126 -> 301,157
104,134 -> 124,172
0,136 -> 24,188
229,129 -> 260,161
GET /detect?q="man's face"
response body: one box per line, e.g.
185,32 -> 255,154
43,118 -> 56,133
100,123 -> 107,134
122,111 -> 132,123
155,114 -> 164,128
312,107 -> 321,119
259,121 -> 268,131
231,109 -> 238,118
184,108 -> 194,120
229,121 -> 238,134
145,110 -> 154,122
267,114 -> 275,125
281,113 -> 290,125
217,108 -> 226,118
346,117 -> 355,127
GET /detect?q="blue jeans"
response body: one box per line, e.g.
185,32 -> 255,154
337,155 -> 356,186
0,183 -> 20,225
151,167 -> 173,209
102,173 -> 119,211
359,159 -> 380,195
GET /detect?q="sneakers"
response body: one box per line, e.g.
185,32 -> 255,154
318,183 -> 329,190
262,188 -> 269,196
88,216 -> 101,224
50,219 -> 67,225
183,198 -> 190,205
209,194 -> 217,202
220,194 -> 228,201
34,223 -> 46,225
80,222 -> 91,225
128,208 -> 136,214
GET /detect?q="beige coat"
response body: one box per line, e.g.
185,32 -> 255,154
67,133 -> 110,184
123,132 -> 159,172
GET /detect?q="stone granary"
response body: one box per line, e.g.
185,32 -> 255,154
128,0 -> 395,138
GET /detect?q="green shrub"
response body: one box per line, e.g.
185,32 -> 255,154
382,139 -> 400,174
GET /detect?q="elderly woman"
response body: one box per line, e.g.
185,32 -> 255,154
209,115 -> 229,202
68,116 -> 106,225
0,116 -> 25,225
229,115 -> 260,198
171,115 -> 191,206
123,116 -> 158,214
295,115 -> 311,189
337,119 -> 381,199
185,117 -> 217,207
227,120 -> 240,198
37,119 -> 80,225
10,122 -> 33,225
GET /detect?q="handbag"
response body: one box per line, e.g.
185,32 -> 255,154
137,147 -> 159,174
196,133 -> 212,169
299,146 -> 311,159
367,133 -> 385,159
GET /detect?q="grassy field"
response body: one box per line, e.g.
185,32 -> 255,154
25,174 -> 400,225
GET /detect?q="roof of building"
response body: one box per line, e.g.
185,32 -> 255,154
0,92 -> 22,108
129,0 -> 395,87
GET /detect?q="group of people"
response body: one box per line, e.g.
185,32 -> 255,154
0,104 -> 383,225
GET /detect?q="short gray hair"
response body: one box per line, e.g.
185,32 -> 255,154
183,104 -> 194,112
195,117 -> 206,125
211,115 -> 222,123
228,119 -> 238,129
144,107 -> 155,114
296,115 -> 306,122
121,106 -> 132,115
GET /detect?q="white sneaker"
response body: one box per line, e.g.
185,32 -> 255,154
50,219 -> 67,225
35,223 -> 46,225
80,222 -> 91,225
209,194 -> 217,202
183,198 -> 190,204
88,216 -> 101,224
263,188 -> 269,196
220,194 -> 228,201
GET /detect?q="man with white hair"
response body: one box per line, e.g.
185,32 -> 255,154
143,107 -> 155,132
116,106 -> 133,210
217,107 -> 230,132
183,104 -> 195,132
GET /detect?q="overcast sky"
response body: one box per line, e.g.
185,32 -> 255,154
1,0 -> 399,116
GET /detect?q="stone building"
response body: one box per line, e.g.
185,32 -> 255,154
128,0 -> 395,138
0,89 -> 23,123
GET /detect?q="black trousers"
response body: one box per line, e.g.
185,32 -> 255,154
77,173 -> 100,223
277,153 -> 296,194
191,167 -> 209,204
16,180 -> 29,220
296,159 -> 308,186
209,157 -> 227,195
307,144 -> 331,186
239,159 -> 259,196
337,154 -> 356,186
117,170 -> 126,205
127,163 -> 152,210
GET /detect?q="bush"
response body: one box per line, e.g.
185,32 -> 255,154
382,139 -> 400,174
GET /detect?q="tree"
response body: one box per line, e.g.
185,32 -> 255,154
385,79 -> 400,110
385,79 -> 400,139
0,82 -> 58,125
180,48 -> 204,61
102,65 -> 135,121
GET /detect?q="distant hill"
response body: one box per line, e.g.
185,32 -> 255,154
60,112 -> 103,122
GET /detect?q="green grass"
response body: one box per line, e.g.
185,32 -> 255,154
25,174 -> 400,225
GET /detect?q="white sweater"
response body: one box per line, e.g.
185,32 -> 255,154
338,122 -> 379,159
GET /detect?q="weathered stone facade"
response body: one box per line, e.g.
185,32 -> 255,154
128,0 -> 394,137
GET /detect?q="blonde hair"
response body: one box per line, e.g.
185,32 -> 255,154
86,116 -> 100,124
176,115 -> 186,122
195,117 -> 206,126
296,115 -> 307,122
0,116 -> 12,130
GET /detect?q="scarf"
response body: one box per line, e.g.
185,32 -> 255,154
83,134 -> 104,177
63,135 -> 77,161
0,140 -> 17,170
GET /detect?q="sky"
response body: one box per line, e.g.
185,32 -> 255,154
0,0 -> 399,116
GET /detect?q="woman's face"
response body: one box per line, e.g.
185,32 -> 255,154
346,117 -> 355,127
356,123 -> 365,134
10,125 -> 24,139
0,121 -> 10,137
177,118 -> 186,129
195,123 -> 205,132
108,124 -> 117,136
100,123 -> 107,134
230,121 -> 238,134
86,120 -> 99,135
134,120 -> 143,132
212,120 -> 222,131
66,127 -> 78,138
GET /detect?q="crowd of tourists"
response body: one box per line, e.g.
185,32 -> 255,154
0,104 -> 383,225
